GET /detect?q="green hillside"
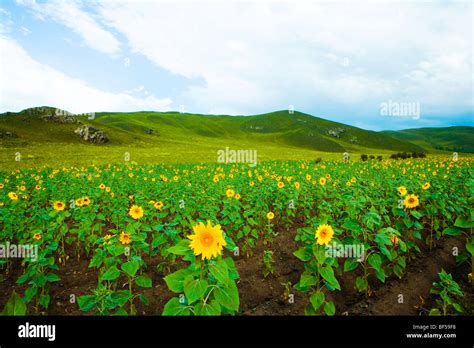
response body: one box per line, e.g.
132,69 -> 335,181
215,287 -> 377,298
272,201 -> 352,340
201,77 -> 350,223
0,107 -> 422,152
1,106 -> 470,169
381,126 -> 474,153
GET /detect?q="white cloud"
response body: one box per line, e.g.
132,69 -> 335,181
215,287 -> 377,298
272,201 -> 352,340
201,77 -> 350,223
17,0 -> 121,55
94,0 -> 472,117
0,36 -> 172,113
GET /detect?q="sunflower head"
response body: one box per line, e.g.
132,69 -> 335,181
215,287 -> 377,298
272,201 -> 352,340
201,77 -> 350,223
82,197 -> 91,205
422,182 -> 430,190
277,181 -> 285,189
129,205 -> 144,219
226,189 -> 235,198
33,233 -> 42,240
315,224 -> 334,246
75,198 -> 84,207
398,186 -> 407,195
188,221 -> 227,260
319,178 -> 326,186
294,182 -> 300,189
119,232 -> 132,245
267,212 -> 275,220
154,201 -> 164,210
53,201 -> 65,211
404,194 -> 419,209
8,192 -> 18,201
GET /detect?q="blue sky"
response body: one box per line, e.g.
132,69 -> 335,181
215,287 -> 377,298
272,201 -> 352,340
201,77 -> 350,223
0,0 -> 472,131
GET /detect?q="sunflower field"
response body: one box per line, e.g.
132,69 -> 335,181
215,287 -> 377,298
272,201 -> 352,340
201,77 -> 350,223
0,158 -> 473,316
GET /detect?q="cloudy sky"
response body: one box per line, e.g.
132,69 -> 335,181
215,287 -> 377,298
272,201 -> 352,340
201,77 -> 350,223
0,0 -> 472,130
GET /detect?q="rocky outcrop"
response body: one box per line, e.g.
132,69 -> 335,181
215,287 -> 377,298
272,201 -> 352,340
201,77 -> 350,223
74,126 -> 109,144
40,109 -> 78,124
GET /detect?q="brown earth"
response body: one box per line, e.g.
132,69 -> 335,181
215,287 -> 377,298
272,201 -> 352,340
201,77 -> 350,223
0,226 -> 472,316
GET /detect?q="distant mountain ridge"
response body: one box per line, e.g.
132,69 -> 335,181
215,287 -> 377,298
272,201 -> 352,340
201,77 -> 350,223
0,107 -> 471,153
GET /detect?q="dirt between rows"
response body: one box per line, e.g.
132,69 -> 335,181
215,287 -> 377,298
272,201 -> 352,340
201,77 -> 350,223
0,226 -> 471,316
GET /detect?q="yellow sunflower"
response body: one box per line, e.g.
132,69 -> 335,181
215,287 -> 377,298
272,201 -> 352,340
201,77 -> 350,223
226,189 -> 235,198
119,232 -> 132,245
82,197 -> 91,205
154,201 -> 164,210
398,186 -> 407,195
129,205 -> 144,219
99,184 -> 106,189
319,177 -> 326,186
267,211 -> 275,220
53,201 -> 65,211
403,194 -> 419,209
33,233 -> 42,240
422,182 -> 430,190
277,181 -> 285,189
235,193 -> 241,200
188,221 -> 227,260
294,182 -> 300,189
249,181 -> 255,187
75,198 -> 84,207
8,192 -> 18,201
315,224 -> 334,246
306,174 -> 312,181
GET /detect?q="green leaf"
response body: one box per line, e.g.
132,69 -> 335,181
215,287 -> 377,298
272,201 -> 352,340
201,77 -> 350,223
138,293 -> 150,306
293,247 -> 312,262
368,253 -> 382,272
209,259 -> 230,285
184,277 -> 208,304
224,257 -> 240,280
167,240 -> 190,256
310,291 -> 325,311
466,238 -> 474,256
2,292 -> 27,315
111,290 -> 132,307
46,273 -> 61,283
162,297 -> 191,316
318,265 -> 341,290
375,269 -> 386,283
429,308 -> 441,316
214,281 -> 239,312
341,219 -> 362,233
443,227 -> 462,236
344,258 -> 359,272
410,210 -> 423,219
16,273 -> 29,284
324,301 -> 336,316
454,217 -> 474,228
77,295 -> 96,312
135,275 -> 152,288
194,300 -> 221,316
121,260 -> 140,278
114,308 -> 129,316
100,266 -> 121,282
298,272 -> 317,288
39,294 -> 50,309
355,276 -> 368,292
164,269 -> 192,293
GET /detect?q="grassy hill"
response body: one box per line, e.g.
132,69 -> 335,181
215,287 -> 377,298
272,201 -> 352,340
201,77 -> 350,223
381,127 -> 474,153
0,107 -> 470,168
0,107 -> 423,151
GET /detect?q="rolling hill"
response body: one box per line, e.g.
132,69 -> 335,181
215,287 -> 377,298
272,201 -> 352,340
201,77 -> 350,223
381,127 -> 474,153
0,107 -> 425,153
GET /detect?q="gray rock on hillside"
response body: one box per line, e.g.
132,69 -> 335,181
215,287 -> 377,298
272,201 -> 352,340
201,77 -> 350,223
74,126 -> 109,144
